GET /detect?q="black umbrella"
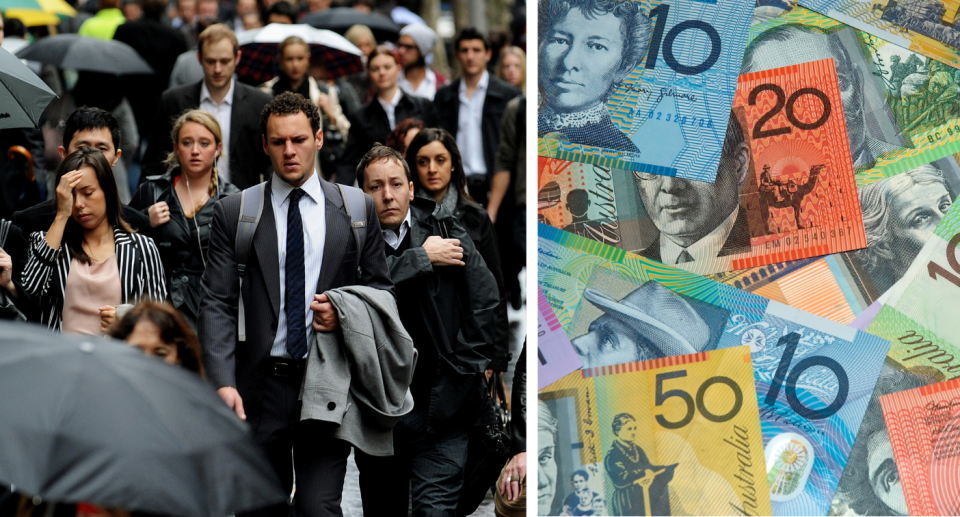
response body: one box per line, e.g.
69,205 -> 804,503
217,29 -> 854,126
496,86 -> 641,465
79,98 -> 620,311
0,322 -> 285,517
16,34 -> 153,75
302,7 -> 400,43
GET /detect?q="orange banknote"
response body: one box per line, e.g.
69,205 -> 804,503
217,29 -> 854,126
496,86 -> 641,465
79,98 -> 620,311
536,59 -> 867,276
880,377 -> 960,516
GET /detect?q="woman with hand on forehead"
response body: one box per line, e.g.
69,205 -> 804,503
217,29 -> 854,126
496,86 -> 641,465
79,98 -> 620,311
21,148 -> 167,334
130,110 -> 239,326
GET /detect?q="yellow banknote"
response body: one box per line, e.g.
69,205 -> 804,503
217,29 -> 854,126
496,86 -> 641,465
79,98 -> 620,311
539,346 -> 771,516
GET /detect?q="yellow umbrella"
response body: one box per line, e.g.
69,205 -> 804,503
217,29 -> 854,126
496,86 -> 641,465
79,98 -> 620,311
36,0 -> 75,17
2,8 -> 59,26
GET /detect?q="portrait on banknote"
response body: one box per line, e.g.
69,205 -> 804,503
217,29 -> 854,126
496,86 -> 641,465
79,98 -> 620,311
569,270 -> 731,369
742,24 -> 906,170
829,363 -> 942,516
537,0 -> 650,152
538,396 -> 607,515
604,413 -> 677,516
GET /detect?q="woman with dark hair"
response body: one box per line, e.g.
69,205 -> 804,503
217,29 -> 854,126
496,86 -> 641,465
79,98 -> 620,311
21,148 -> 167,333
130,110 -> 238,326
405,127 -> 510,372
109,301 -> 205,377
385,117 -> 425,157
337,45 -> 439,186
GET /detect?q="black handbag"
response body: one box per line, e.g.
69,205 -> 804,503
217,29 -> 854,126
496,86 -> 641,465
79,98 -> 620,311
456,372 -> 512,517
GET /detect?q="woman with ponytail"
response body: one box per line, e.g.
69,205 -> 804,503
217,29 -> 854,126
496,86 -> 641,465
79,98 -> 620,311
130,109 -> 240,326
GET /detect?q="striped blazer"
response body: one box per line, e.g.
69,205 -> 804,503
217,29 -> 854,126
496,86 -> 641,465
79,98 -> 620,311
21,226 -> 168,331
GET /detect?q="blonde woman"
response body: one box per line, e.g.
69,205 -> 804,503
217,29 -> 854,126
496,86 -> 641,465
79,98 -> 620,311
496,46 -> 526,94
130,110 -> 240,325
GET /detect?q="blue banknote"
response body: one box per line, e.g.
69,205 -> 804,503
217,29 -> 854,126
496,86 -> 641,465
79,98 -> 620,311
537,0 -> 754,182
539,223 -> 891,515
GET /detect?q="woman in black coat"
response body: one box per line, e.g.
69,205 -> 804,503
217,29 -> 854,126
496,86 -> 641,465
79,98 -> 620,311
337,45 -> 439,186
130,110 -> 239,325
405,128 -> 510,372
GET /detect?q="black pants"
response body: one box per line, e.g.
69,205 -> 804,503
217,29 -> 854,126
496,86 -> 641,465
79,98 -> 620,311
242,370 -> 376,517
355,406 -> 470,517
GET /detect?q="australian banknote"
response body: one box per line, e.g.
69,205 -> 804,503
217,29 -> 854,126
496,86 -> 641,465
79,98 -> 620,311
747,7 -> 960,180
829,201 -> 960,516
798,0 -> 960,71
538,223 -> 891,515
539,347 -> 771,516
880,377 -> 960,516
537,58 -> 868,276
537,0 -> 753,182
538,287 -> 583,389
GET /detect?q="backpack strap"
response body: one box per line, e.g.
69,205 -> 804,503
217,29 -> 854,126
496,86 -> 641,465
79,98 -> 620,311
236,182 -> 265,342
337,183 -> 366,281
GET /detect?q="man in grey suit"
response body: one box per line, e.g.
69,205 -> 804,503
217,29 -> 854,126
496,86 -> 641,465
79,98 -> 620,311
198,91 -> 393,516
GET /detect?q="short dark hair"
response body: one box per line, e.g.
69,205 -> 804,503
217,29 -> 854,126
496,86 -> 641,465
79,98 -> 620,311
264,0 -> 297,24
572,470 -> 589,482
140,0 -> 168,19
405,128 -> 473,204
357,143 -> 411,187
2,17 -> 26,38
455,27 -> 488,51
259,91 -> 322,137
63,107 -> 121,151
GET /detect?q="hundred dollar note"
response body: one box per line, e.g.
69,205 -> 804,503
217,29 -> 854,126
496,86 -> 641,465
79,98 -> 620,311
538,223 -> 891,515
539,347 -> 772,516
537,58 -> 868,276
880,377 -> 960,516
539,287 -> 583,389
537,0 -> 753,182
798,0 -> 960,71
829,201 -> 960,516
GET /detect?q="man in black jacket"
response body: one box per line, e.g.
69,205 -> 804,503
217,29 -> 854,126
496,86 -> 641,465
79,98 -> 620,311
141,23 -> 272,190
433,28 -> 520,207
358,144 -> 498,516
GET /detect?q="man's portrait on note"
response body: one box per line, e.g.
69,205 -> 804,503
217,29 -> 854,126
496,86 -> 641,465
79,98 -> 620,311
537,0 -> 650,152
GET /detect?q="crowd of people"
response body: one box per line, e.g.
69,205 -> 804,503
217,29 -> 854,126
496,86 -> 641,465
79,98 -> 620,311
0,0 -> 527,514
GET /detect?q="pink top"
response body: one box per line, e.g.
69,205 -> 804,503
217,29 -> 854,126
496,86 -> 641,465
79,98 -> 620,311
62,254 -> 122,336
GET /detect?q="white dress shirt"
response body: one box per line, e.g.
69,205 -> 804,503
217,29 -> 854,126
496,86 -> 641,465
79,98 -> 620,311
457,70 -> 489,177
270,171 -> 326,359
200,79 -> 235,183
382,209 -> 412,250
398,70 -> 438,101
376,88 -> 403,130
660,206 -> 740,269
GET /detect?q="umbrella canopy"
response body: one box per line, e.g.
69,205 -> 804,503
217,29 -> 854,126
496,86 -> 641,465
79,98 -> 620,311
302,7 -> 400,43
0,322 -> 286,517
1,0 -> 75,26
237,23 -> 364,85
16,35 -> 154,75
1,9 -> 58,26
0,47 -> 57,129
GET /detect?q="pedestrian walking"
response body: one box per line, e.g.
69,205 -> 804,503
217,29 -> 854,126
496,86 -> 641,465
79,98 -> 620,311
357,144 -> 499,516
130,110 -> 239,326
406,128 -> 510,373
337,45 -> 438,186
198,92 -> 393,516
141,24 -> 272,190
21,147 -> 167,333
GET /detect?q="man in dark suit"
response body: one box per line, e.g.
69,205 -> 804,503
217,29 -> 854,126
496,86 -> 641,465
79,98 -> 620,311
198,92 -> 393,516
113,0 -> 188,140
635,111 -> 752,266
433,27 -> 520,207
141,23 -> 272,190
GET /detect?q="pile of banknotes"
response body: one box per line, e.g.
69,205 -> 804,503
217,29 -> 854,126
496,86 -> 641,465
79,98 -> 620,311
536,0 -> 960,514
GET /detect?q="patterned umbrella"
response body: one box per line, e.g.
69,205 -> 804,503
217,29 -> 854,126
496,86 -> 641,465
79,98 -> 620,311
1,0 -> 75,26
236,23 -> 363,86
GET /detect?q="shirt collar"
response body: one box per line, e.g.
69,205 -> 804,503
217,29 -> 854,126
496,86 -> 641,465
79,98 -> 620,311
660,205 -> 740,266
459,70 -> 489,96
201,77 -> 235,106
272,170 -> 324,205
386,209 -> 412,236
377,88 -> 402,109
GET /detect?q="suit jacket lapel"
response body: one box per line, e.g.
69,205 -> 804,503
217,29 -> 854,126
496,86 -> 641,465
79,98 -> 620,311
228,83 -> 245,163
113,227 -> 135,304
317,180 -> 349,294
254,178 -> 281,318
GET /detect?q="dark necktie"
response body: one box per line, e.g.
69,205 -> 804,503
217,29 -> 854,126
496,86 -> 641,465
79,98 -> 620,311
285,188 -> 307,360
676,249 -> 694,264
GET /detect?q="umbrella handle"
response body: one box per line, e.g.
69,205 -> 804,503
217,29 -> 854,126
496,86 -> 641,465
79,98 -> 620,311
7,146 -> 35,183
